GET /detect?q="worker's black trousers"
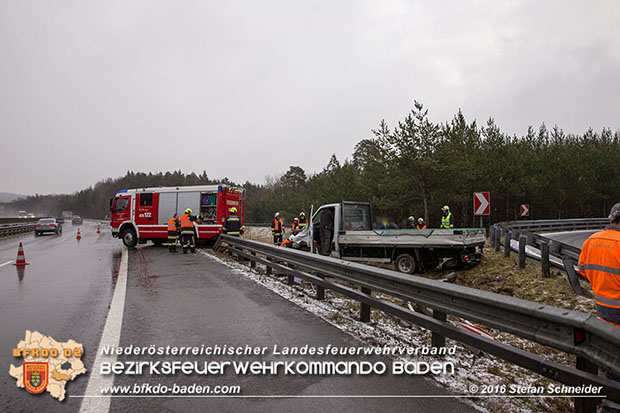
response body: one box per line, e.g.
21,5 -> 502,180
273,233 -> 282,245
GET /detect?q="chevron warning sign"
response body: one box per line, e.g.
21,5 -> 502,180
473,192 -> 490,216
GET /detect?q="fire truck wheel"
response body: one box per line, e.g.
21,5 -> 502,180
121,228 -> 138,248
395,253 -> 417,274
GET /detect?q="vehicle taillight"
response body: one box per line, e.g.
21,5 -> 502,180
463,255 -> 470,262
50,224 -> 56,227
35,224 -> 40,227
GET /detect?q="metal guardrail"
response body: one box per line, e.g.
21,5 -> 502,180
489,219 -> 608,294
215,234 -> 620,411
0,222 -> 36,237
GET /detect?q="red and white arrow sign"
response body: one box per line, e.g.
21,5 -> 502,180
520,204 -> 530,217
473,192 -> 490,216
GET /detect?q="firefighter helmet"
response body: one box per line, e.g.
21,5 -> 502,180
418,217 -> 424,223
274,212 -> 280,217
300,212 -> 305,216
185,208 -> 193,214
294,217 -> 299,221
408,216 -> 414,221
229,207 -> 237,214
442,205 -> 450,211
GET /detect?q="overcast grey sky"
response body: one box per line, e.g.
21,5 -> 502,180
1,1 -> 619,195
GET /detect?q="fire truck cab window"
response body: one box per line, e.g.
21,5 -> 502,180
114,198 -> 129,212
139,193 -> 153,207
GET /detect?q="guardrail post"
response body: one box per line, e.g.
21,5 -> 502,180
315,273 -> 326,300
504,230 -> 512,258
266,257 -> 272,275
287,274 -> 295,285
494,225 -> 501,252
360,287 -> 372,322
489,226 -> 495,246
431,310 -> 447,349
574,356 -> 599,413
540,241 -> 550,277
250,252 -> 256,269
518,235 -> 527,269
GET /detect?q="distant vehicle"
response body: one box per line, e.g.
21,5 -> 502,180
27,213 -> 35,219
72,215 -> 83,225
35,218 -> 62,236
62,211 -> 73,220
110,184 -> 245,247
18,210 -> 27,218
287,201 -> 485,274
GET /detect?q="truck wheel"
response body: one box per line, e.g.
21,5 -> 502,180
395,253 -> 417,274
121,228 -> 138,248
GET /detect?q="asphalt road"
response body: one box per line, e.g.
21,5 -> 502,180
540,230 -> 599,249
1,224 -> 476,413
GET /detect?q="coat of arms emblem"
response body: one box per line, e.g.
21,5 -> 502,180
23,362 -> 48,394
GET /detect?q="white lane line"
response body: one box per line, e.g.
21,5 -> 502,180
0,260 -> 13,268
54,237 -> 69,245
79,246 -> 128,413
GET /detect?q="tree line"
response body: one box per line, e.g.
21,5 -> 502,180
4,101 -> 619,228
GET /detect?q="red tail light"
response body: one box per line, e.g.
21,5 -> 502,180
35,224 -> 40,227
50,224 -> 56,227
463,255 -> 470,262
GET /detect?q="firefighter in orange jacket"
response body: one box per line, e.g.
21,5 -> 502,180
180,208 -> 198,254
578,202 -> 620,412
291,217 -> 300,234
272,212 -> 284,245
167,213 -> 180,253
416,218 -> 427,230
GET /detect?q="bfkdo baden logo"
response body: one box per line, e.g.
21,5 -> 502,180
9,330 -> 87,401
24,362 -> 49,394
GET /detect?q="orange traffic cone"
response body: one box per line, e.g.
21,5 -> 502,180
13,242 -> 29,266
97,224 -> 101,234
76,228 -> 82,241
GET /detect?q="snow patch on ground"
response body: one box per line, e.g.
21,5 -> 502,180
201,249 -> 572,413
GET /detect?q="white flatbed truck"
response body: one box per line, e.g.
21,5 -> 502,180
288,201 -> 485,274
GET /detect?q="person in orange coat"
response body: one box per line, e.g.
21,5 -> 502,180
578,202 -> 620,413
415,218 -> 427,230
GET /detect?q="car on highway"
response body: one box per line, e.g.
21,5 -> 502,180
35,218 -> 62,236
72,215 -> 83,225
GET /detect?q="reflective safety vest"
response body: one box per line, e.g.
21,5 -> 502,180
578,225 -> 620,327
299,217 -> 308,228
292,221 -> 299,230
180,214 -> 194,233
416,223 -> 427,230
441,213 -> 453,229
167,218 -> 179,232
272,218 -> 283,234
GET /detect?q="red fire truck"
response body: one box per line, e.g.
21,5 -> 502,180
109,184 -> 245,247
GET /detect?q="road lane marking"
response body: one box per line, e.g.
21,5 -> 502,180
79,246 -> 128,413
0,260 -> 13,268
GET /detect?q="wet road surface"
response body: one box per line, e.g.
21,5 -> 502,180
1,223 -> 476,413
541,230 -> 599,249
